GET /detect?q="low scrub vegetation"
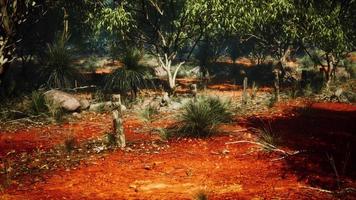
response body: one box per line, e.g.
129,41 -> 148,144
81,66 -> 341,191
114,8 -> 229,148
175,96 -> 232,137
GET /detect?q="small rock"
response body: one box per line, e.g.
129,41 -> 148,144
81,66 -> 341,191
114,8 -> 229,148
144,164 -> 152,170
222,149 -> 230,155
72,112 -> 81,118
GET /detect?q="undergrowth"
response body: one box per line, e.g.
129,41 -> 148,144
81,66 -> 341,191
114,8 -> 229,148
175,96 -> 232,137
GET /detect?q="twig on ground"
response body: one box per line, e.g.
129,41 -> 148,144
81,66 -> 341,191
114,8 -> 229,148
225,140 -> 304,161
301,186 -> 356,196
301,186 -> 333,194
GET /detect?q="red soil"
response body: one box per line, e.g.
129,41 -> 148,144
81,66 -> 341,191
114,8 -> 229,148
1,101 -> 355,199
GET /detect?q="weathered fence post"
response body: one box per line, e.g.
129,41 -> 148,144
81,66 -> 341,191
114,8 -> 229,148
190,83 -> 197,100
242,76 -> 248,105
112,94 -> 125,148
273,68 -> 280,102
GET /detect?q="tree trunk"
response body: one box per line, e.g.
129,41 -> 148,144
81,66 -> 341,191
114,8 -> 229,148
273,69 -> 280,102
112,107 -> 125,148
158,53 -> 184,93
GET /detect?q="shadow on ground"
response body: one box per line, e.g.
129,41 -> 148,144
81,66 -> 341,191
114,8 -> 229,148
244,103 -> 356,191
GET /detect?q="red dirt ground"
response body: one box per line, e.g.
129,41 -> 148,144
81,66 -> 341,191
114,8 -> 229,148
1,99 -> 355,199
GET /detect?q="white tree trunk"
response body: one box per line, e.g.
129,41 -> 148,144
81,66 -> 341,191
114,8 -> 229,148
158,53 -> 185,91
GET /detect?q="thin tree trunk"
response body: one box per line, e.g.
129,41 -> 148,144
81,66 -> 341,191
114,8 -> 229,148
273,69 -> 280,102
242,77 -> 248,105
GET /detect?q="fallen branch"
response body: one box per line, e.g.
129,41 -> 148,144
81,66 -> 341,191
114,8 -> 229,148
225,140 -> 303,161
301,186 -> 333,194
301,186 -> 356,195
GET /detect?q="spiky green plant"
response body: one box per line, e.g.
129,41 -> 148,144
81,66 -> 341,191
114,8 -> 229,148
29,91 -> 48,115
176,96 -> 232,137
105,48 -> 154,98
194,190 -> 209,200
254,120 -> 281,152
45,98 -> 64,123
106,132 -> 117,147
64,136 -> 76,153
40,37 -> 80,89
154,128 -> 172,141
139,104 -> 159,122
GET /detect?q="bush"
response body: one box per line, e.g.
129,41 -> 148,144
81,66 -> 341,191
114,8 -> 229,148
105,48 -> 154,98
139,104 -> 159,122
29,91 -> 48,115
40,37 -> 81,89
254,120 -> 281,152
64,136 -> 76,153
45,98 -> 64,123
176,96 -> 232,137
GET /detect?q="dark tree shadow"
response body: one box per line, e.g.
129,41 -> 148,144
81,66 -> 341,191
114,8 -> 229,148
244,104 -> 356,191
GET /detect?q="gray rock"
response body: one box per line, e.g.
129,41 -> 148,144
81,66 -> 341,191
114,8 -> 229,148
44,90 -> 81,112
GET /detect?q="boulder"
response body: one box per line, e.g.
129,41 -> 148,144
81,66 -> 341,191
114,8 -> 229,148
44,90 -> 81,112
79,99 -> 90,110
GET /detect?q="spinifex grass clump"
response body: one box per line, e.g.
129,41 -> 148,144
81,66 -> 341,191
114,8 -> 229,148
40,37 -> 80,89
254,120 -> 282,152
139,104 -> 159,123
29,91 -> 48,115
176,96 -> 232,137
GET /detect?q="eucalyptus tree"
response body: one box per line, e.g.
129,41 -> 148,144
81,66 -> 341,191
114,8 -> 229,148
0,0 -> 44,93
91,0 -> 256,92
294,0 -> 356,87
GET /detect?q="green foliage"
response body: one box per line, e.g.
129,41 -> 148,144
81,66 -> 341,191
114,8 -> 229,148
106,132 -> 117,147
194,190 -> 209,200
254,120 -> 281,152
45,98 -> 63,123
64,136 -> 76,153
40,37 -> 80,89
105,48 -> 153,96
155,128 -> 172,141
139,104 -> 159,123
29,91 -> 47,115
90,3 -> 134,42
94,90 -> 105,102
176,96 -> 232,137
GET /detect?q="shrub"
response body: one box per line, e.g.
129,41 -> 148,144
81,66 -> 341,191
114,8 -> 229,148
94,89 -> 105,102
29,91 -> 48,115
154,128 -> 172,141
139,104 -> 159,122
45,98 -> 63,123
106,132 -> 117,146
40,37 -> 81,89
176,96 -> 232,137
194,190 -> 209,200
105,48 -> 154,98
64,136 -> 76,153
253,120 -> 281,151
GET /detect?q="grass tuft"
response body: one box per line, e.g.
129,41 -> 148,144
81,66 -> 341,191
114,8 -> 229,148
138,104 -> 159,122
175,96 -> 232,137
29,91 -> 48,115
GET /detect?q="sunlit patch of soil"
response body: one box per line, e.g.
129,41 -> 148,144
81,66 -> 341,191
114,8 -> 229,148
0,113 -> 112,157
1,98 -> 355,199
